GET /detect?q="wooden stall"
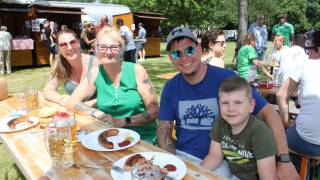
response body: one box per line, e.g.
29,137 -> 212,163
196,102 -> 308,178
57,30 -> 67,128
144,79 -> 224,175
0,2 -> 34,66
113,12 -> 165,57
133,12 -> 166,57
0,1 -> 84,67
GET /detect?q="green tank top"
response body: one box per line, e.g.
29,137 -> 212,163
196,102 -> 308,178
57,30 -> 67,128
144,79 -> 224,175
96,62 -> 156,144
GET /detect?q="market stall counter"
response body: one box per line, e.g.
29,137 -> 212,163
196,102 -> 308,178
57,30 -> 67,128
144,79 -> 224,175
11,38 -> 34,67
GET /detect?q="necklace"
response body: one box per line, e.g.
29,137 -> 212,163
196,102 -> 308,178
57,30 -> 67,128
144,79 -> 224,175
110,64 -> 123,103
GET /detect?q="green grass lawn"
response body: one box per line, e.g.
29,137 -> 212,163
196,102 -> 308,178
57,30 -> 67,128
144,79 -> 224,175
0,41 -> 267,179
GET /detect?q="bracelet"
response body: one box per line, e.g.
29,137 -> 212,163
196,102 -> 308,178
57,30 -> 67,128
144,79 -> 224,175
90,109 -> 98,118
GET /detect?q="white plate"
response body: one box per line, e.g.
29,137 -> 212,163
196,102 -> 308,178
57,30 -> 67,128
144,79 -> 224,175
81,128 -> 140,151
111,152 -> 187,180
0,116 -> 39,133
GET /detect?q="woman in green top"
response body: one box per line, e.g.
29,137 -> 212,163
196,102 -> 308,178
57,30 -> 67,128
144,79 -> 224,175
66,27 -> 159,144
237,33 -> 272,81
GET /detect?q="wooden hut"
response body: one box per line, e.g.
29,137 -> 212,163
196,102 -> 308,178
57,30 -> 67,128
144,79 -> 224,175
133,12 -> 166,57
0,1 -> 84,67
62,3 -> 166,57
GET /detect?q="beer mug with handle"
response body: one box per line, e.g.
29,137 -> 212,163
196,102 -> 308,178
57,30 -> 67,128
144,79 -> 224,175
44,119 -> 73,169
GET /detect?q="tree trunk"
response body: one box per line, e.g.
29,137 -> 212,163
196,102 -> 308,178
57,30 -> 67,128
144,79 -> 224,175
237,0 -> 248,47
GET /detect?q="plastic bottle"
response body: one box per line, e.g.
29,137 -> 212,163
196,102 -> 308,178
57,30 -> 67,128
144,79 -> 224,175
247,65 -> 257,83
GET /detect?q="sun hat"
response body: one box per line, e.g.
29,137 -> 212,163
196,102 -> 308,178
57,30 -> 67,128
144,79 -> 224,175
166,27 -> 197,51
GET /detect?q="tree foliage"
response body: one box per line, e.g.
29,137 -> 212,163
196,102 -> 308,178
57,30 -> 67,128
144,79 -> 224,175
66,0 -> 319,33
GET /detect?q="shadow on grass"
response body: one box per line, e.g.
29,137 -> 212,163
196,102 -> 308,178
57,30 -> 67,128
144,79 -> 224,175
0,144 -> 26,180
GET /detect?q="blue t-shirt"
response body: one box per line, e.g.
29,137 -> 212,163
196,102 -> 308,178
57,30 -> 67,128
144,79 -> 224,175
158,65 -> 267,159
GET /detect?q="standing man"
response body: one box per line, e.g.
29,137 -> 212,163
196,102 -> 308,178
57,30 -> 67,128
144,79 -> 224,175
95,15 -> 111,33
116,18 -> 136,63
0,26 -> 12,75
248,15 -> 268,60
157,26 -> 299,180
272,13 -> 295,47
137,23 -> 147,62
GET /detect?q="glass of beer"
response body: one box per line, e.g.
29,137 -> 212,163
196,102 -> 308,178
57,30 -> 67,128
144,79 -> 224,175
25,87 -> 39,111
44,120 -> 73,169
54,112 -> 77,147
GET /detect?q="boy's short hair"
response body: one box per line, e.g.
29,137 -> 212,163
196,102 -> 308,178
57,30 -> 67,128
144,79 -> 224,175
219,76 -> 252,100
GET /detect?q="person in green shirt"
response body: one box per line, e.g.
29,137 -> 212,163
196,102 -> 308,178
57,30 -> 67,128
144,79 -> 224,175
201,76 -> 277,180
236,33 -> 272,81
66,27 -> 159,144
272,13 -> 295,47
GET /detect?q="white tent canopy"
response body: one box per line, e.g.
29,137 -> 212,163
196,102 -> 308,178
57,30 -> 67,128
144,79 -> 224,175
81,15 -> 96,24
29,1 -> 131,25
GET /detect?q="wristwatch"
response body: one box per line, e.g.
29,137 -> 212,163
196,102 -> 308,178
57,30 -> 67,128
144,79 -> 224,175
276,154 -> 291,162
125,117 -> 131,125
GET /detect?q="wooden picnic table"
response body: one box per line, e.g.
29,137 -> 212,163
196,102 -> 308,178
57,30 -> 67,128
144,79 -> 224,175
0,95 -> 224,180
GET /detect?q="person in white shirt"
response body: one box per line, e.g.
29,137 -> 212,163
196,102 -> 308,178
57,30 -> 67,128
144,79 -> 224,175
116,18 -> 136,63
278,46 -> 308,83
0,26 -> 12,74
277,30 -> 320,173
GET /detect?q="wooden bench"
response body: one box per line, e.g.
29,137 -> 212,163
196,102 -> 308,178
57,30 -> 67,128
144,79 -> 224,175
289,149 -> 320,180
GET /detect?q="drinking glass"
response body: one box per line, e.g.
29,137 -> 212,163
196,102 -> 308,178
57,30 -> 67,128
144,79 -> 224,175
131,164 -> 160,180
54,112 -> 78,147
44,120 -> 73,169
24,87 -> 39,111
16,87 -> 39,118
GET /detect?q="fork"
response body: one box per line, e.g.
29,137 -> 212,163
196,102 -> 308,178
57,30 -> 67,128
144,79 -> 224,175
111,165 -> 176,180
111,165 -> 126,173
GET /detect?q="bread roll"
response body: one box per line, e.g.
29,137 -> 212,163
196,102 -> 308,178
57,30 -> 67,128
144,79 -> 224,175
38,106 -> 58,118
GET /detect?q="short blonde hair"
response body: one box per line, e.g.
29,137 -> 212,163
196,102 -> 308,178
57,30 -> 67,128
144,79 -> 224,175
96,27 -> 125,54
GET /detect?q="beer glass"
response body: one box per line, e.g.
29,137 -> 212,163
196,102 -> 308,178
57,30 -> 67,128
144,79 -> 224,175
44,120 -> 73,168
24,87 -> 39,111
54,112 -> 78,147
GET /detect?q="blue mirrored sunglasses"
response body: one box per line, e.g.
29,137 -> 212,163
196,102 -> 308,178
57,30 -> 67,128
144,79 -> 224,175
171,46 -> 196,60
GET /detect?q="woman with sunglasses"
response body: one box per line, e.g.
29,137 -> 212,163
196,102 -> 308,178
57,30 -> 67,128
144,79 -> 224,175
65,27 -> 159,144
43,29 -> 98,106
200,30 -> 226,68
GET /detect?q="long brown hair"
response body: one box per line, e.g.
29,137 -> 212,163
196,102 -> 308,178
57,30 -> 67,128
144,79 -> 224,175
50,29 -> 79,85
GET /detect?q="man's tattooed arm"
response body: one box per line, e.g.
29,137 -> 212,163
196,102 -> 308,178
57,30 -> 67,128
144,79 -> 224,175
157,121 -> 175,154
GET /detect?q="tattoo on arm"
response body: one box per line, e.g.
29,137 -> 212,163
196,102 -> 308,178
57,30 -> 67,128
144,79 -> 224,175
142,71 -> 151,84
129,101 -> 158,125
74,102 -> 96,115
157,121 -> 175,154
143,78 -> 151,84
130,111 -> 152,124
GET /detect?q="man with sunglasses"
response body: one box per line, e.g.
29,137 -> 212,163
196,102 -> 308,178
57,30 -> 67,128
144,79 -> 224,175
248,15 -> 268,60
157,27 -> 299,180
272,13 -> 295,47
